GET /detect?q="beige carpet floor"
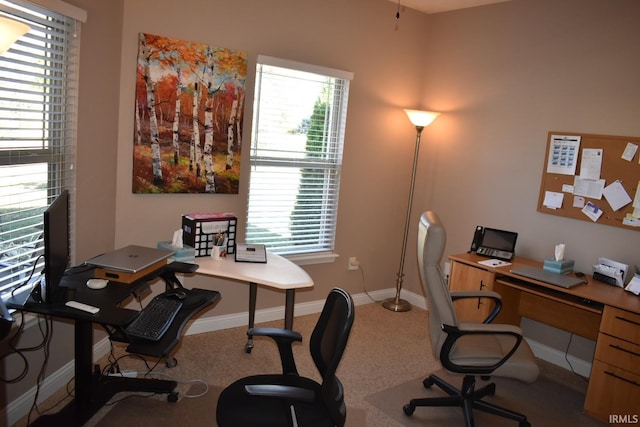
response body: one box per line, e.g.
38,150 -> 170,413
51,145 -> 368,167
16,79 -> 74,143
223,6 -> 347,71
16,301 -> 605,426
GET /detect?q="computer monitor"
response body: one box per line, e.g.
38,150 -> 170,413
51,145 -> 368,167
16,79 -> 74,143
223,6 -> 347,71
41,190 -> 70,303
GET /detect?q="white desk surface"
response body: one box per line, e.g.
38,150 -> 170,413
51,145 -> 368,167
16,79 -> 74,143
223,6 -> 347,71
196,252 -> 313,290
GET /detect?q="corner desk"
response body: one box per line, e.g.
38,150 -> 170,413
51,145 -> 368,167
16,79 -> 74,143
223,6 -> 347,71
448,253 -> 640,424
196,252 -> 313,352
6,264 -> 220,427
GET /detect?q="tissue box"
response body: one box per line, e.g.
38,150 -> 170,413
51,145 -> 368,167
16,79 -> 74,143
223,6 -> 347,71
543,258 -> 574,274
182,213 -> 237,257
157,241 -> 196,263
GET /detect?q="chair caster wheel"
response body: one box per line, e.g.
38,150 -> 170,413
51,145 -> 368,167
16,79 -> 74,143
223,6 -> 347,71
403,403 -> 415,416
486,382 -> 496,396
165,357 -> 177,368
519,421 -> 530,427
167,392 -> 179,402
423,377 -> 434,388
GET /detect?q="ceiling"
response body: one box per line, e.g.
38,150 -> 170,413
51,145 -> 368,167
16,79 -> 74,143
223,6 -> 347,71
391,0 -> 510,14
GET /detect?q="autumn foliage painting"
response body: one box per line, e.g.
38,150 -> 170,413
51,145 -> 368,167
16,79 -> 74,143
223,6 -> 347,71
133,33 -> 247,194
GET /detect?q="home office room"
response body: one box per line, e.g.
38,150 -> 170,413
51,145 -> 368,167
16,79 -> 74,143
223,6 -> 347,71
1,0 -> 639,426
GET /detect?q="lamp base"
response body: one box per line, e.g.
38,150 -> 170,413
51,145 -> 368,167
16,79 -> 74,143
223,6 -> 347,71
382,297 -> 411,312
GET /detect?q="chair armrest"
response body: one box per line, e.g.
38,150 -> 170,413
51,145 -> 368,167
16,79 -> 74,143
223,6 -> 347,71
450,290 -> 502,323
440,322 -> 523,375
244,384 -> 315,403
247,327 -> 302,375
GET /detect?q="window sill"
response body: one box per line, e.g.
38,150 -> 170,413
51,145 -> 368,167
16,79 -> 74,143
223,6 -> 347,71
284,252 -> 339,266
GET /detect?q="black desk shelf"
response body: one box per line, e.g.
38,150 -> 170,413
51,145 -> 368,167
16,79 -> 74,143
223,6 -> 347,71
6,265 -> 220,427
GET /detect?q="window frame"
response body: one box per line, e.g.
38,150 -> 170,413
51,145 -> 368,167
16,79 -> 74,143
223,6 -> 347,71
246,56 -> 352,264
0,0 -> 83,301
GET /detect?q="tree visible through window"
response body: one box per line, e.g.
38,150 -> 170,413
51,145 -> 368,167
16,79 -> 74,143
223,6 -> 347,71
246,56 -> 352,257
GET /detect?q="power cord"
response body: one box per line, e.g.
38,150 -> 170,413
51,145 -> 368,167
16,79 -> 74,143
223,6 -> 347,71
0,311 -> 49,384
564,333 -> 589,383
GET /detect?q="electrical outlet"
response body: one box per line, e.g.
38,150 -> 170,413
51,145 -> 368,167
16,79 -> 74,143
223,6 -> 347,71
348,257 -> 359,271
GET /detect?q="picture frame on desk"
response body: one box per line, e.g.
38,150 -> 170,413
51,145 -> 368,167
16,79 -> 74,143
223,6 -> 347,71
235,243 -> 267,263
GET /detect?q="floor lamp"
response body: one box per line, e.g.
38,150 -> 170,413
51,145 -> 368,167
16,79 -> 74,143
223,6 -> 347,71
383,109 -> 439,312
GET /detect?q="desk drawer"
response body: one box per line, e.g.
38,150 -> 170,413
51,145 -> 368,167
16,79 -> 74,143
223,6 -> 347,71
519,292 -> 600,340
595,333 -> 640,375
585,359 -> 640,424
600,306 -> 640,344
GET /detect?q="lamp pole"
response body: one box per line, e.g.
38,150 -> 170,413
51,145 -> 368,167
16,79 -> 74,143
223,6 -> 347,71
383,109 -> 439,312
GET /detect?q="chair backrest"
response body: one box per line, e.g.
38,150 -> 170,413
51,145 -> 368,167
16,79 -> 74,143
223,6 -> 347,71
310,287 -> 355,427
417,211 -> 459,358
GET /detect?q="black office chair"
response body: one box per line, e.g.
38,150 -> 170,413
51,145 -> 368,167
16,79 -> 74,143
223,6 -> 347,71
403,211 -> 539,427
216,287 -> 355,427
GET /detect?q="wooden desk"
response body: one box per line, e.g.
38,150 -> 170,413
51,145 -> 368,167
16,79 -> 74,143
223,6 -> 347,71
448,253 -> 640,423
196,252 -> 313,352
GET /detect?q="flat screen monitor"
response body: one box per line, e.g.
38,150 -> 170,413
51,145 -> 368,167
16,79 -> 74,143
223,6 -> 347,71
42,190 -> 70,303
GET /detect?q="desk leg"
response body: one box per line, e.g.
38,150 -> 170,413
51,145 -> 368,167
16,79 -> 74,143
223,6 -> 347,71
29,319 -> 178,426
245,282 -> 257,353
284,289 -> 295,330
75,320 -> 93,408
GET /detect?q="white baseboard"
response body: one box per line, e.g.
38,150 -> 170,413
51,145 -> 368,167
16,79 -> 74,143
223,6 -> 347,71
526,338 -> 592,378
3,287 -> 588,425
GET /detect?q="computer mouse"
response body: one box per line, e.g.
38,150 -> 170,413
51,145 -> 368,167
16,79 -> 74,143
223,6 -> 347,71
86,278 -> 108,290
166,288 -> 187,300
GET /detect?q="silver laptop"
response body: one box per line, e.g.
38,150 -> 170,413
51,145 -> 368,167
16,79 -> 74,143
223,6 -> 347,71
510,266 -> 584,289
86,245 -> 173,273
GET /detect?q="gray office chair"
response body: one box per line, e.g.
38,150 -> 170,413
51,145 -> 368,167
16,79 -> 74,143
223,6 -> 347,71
403,211 -> 539,427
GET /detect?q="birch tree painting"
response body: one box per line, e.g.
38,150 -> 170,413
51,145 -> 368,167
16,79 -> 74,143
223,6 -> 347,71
133,33 -> 247,194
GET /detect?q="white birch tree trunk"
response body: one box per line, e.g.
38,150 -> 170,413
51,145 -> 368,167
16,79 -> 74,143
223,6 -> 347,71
236,90 -> 243,150
140,35 -> 163,184
203,47 -> 216,192
190,82 -> 200,173
135,99 -> 142,145
172,68 -> 182,165
226,83 -> 238,170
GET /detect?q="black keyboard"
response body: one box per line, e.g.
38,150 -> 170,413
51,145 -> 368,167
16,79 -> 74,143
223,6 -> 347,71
124,295 -> 183,341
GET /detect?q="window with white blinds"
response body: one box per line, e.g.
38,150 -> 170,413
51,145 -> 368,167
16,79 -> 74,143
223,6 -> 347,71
0,0 -> 81,298
246,56 -> 352,257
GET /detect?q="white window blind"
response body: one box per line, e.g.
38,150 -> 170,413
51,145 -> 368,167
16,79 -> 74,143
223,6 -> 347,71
246,56 -> 352,256
0,0 -> 80,298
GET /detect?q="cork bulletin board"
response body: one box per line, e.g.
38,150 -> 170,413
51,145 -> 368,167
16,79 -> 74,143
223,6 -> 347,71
537,131 -> 640,231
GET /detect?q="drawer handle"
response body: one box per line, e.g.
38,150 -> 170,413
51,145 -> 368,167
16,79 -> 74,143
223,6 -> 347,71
615,315 -> 640,327
477,281 -> 484,309
604,370 -> 640,388
610,344 -> 640,359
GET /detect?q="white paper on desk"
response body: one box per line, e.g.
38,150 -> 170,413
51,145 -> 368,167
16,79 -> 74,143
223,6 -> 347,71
573,176 -> 605,199
579,148 -> 603,180
543,191 -> 564,209
546,135 -> 580,175
477,259 -> 512,268
603,180 -> 632,211
622,142 -> 638,161
624,274 -> 640,296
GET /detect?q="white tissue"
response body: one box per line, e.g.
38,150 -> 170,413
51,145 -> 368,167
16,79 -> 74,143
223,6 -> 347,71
171,229 -> 183,248
554,243 -> 565,262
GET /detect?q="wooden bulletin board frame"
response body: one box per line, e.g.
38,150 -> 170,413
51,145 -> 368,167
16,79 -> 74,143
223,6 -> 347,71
537,131 -> 640,231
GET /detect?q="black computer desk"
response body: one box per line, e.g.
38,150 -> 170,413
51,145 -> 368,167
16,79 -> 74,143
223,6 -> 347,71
6,264 -> 221,426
